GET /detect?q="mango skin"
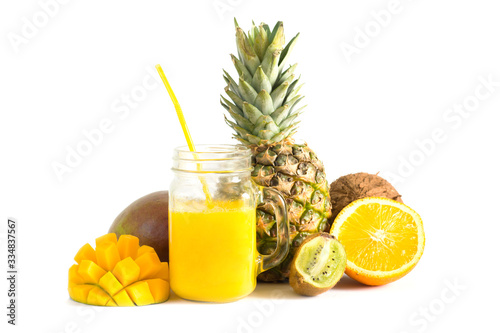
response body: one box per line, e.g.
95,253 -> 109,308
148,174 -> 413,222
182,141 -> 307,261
109,191 -> 169,262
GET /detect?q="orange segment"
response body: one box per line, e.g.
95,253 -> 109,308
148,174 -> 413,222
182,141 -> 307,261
95,233 -> 117,247
74,243 -> 97,264
331,197 -> 425,286
117,235 -> 140,260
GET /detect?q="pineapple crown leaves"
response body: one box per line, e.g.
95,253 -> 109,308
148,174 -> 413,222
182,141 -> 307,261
222,19 -> 303,145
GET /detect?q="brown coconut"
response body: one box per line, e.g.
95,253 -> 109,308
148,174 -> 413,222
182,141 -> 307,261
329,172 -> 402,220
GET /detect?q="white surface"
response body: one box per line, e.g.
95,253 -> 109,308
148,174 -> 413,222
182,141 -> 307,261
1,0 -> 499,332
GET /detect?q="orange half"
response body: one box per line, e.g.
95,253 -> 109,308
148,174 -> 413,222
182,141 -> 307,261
330,197 -> 425,285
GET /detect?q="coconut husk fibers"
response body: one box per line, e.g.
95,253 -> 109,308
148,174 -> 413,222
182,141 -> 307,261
329,172 -> 403,220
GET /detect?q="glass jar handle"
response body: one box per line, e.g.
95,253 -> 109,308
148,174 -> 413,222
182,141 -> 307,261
256,186 -> 290,275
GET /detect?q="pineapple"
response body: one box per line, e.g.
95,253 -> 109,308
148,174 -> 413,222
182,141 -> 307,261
221,20 -> 332,281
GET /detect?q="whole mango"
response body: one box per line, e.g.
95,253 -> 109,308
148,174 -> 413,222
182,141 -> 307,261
109,191 -> 169,262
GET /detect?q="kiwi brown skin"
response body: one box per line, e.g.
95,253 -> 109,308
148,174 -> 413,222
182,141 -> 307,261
289,233 -> 345,296
109,191 -> 169,262
290,268 -> 330,296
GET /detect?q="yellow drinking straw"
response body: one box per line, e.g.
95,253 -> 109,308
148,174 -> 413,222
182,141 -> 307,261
155,64 -> 213,206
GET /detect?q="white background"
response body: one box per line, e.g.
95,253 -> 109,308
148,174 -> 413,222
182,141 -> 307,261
1,0 -> 499,332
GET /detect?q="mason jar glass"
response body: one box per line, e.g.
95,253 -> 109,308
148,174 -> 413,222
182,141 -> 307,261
168,144 -> 290,302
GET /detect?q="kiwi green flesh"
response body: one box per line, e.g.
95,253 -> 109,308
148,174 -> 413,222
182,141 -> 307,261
294,235 -> 346,288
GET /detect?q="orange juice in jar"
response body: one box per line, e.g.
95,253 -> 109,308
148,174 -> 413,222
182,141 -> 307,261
169,145 -> 289,302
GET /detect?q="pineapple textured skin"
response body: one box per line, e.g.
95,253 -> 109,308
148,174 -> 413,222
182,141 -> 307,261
222,20 -> 332,281
252,140 -> 332,281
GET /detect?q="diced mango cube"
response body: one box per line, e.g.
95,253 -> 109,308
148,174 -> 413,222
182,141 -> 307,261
112,257 -> 140,287
145,279 -> 170,303
69,264 -> 84,287
117,235 -> 140,260
113,289 -> 135,306
96,242 -> 121,272
106,299 -> 118,307
78,260 -> 106,284
154,262 -> 169,282
99,271 -> 124,296
87,286 -> 111,306
136,245 -> 155,258
74,243 -> 97,264
68,284 -> 94,304
125,281 -> 155,306
135,252 -> 162,280
95,233 -> 117,247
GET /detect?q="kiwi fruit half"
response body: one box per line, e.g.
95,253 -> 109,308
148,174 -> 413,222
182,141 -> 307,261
289,232 -> 347,296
